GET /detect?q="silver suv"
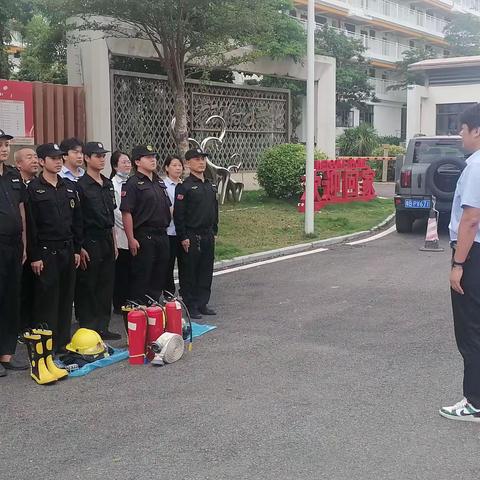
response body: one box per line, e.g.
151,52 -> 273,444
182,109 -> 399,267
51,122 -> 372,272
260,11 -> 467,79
394,136 -> 467,233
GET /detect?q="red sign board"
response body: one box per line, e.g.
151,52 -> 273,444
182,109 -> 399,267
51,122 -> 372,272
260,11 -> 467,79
0,80 -> 34,144
298,158 -> 376,212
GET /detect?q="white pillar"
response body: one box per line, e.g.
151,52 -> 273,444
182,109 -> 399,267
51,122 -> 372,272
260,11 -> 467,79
305,0 -> 316,235
406,84 -> 428,142
315,59 -> 336,158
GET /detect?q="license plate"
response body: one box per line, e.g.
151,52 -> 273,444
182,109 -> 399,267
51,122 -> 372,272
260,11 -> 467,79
404,198 -> 431,209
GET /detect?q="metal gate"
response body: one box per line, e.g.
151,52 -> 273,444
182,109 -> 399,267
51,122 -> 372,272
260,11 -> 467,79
111,70 -> 290,170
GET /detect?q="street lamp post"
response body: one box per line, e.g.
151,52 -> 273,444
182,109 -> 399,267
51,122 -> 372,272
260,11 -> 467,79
305,0 -> 315,234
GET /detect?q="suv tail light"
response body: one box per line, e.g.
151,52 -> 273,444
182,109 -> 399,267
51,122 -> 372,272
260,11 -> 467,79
400,170 -> 412,188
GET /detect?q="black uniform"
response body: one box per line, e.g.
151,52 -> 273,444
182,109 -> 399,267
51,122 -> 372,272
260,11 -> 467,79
120,171 -> 171,303
0,165 -> 25,355
75,173 -> 116,334
19,176 -> 35,330
173,174 -> 218,312
26,174 -> 82,351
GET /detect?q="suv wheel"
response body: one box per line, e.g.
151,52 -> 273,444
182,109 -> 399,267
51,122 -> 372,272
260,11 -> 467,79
395,211 -> 414,233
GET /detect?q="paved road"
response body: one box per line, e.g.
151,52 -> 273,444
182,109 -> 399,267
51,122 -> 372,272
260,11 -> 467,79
3,220 -> 478,480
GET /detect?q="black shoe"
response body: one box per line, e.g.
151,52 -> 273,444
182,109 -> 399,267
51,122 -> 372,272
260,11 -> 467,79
0,363 -> 6,377
0,357 -> 29,371
100,330 -> 122,341
189,309 -> 203,320
199,306 -> 217,316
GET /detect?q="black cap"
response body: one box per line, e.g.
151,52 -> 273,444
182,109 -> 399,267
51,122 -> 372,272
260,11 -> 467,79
0,129 -> 13,140
132,145 -> 157,161
36,143 -> 65,159
185,148 -> 208,161
60,137 -> 84,153
84,141 -> 109,156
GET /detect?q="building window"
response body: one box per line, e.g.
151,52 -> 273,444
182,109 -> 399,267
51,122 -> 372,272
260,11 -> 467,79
436,103 -> 476,135
315,15 -> 327,24
409,40 -> 415,48
336,110 -> 354,128
368,67 -> 376,77
443,49 -> 450,57
360,106 -> 374,125
344,23 -> 356,33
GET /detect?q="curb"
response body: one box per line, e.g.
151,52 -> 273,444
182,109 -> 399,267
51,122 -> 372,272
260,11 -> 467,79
214,212 -> 395,272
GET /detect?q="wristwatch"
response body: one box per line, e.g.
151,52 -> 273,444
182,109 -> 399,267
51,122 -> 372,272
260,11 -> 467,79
452,260 -> 465,268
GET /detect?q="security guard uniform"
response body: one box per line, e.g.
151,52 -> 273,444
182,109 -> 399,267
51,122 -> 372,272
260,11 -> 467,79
0,156 -> 26,357
174,170 -> 218,314
120,166 -> 171,304
26,144 -> 83,351
75,143 -> 116,335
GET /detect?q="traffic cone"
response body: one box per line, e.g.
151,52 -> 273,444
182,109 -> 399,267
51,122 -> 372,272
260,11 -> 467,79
420,208 -> 444,252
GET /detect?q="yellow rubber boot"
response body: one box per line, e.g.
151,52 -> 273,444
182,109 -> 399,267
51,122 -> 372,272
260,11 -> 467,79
23,333 -> 57,385
32,329 -> 68,380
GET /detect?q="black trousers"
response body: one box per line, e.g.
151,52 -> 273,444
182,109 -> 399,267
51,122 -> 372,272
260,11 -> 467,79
20,261 -> 35,330
0,241 -> 22,355
179,231 -> 215,311
75,235 -> 115,333
113,248 -> 131,310
33,243 -> 76,352
451,242 -> 480,409
164,235 -> 181,297
129,232 -> 169,304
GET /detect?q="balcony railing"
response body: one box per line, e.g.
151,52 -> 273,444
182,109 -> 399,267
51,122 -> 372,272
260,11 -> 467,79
316,0 -> 448,36
329,26 -> 410,62
452,0 -> 480,14
370,78 -> 407,102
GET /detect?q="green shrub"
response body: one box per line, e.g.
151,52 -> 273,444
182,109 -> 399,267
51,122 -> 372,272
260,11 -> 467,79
377,135 -> 402,146
337,124 -> 379,156
372,144 -> 406,157
257,144 -> 327,199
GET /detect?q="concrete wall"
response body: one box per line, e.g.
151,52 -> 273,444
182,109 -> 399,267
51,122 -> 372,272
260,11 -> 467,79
407,83 -> 480,141
373,103 -> 403,137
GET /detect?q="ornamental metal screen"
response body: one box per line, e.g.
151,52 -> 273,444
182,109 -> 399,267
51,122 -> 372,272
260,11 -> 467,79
111,70 -> 290,170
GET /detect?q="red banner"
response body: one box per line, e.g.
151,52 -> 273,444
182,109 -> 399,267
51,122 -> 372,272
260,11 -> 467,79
298,158 -> 376,212
0,80 -> 34,143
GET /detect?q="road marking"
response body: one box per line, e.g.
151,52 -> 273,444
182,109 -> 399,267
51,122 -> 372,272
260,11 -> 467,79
213,247 -> 329,276
346,224 -> 396,245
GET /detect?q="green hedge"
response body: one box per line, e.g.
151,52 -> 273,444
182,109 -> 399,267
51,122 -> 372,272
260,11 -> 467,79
257,144 -> 327,199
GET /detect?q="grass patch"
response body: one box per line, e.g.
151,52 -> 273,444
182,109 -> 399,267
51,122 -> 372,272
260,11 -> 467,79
216,190 -> 393,260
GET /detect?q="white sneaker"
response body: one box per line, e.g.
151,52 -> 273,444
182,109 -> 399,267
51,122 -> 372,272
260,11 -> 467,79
439,397 -> 480,422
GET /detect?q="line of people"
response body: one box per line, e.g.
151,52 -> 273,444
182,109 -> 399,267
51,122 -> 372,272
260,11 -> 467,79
0,128 -> 218,378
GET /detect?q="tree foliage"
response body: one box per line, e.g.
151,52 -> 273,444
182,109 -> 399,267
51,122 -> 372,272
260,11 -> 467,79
50,0 -> 305,155
315,25 -> 375,112
389,46 -> 438,90
14,14 -> 67,83
336,123 -> 379,156
444,13 -> 480,57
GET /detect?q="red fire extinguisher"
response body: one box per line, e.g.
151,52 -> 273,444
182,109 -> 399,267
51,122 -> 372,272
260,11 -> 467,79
145,305 -> 165,361
127,309 -> 147,365
165,300 -> 182,336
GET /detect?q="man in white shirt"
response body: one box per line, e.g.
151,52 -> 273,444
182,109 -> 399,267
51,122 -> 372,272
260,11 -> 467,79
440,103 -> 480,423
59,138 -> 85,182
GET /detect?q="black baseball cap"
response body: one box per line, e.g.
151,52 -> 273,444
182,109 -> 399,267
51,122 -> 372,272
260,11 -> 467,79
60,137 -> 84,153
132,145 -> 157,161
36,143 -> 65,159
185,148 -> 209,161
84,141 -> 109,156
0,129 -> 13,140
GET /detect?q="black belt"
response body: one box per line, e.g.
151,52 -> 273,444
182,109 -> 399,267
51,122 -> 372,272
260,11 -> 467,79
0,234 -> 21,245
40,239 -> 73,249
135,228 -> 166,236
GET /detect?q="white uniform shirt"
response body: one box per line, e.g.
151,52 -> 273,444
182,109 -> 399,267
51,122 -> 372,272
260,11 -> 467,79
449,149 -> 480,243
112,173 -> 129,250
59,165 -> 85,182
164,176 -> 179,236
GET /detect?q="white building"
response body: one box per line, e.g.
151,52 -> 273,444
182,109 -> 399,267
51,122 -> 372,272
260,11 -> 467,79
406,56 -> 480,141
292,0 -> 480,139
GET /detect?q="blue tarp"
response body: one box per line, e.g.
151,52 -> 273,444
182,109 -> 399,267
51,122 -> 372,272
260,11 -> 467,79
67,322 -> 217,377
